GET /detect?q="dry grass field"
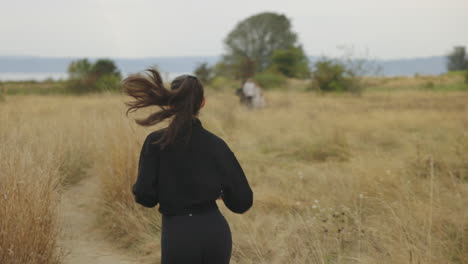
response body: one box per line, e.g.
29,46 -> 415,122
1,87 -> 467,263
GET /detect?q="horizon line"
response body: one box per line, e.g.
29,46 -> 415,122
0,54 -> 447,61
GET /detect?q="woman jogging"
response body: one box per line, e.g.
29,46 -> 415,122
122,69 -> 253,264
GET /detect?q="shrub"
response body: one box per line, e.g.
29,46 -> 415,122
95,74 -> 121,92
269,46 -> 310,79
0,84 -> 4,102
67,59 -> 92,80
424,81 -> 435,89
66,77 -> 95,94
311,58 -> 362,94
194,62 -> 214,84
66,58 -> 121,94
446,46 -> 467,72
254,71 -> 287,89
90,59 -> 121,78
208,76 -> 239,91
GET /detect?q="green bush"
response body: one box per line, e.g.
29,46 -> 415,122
424,81 -> 435,89
208,76 -> 239,91
311,58 -> 362,94
66,58 -> 121,94
66,78 -> 95,94
95,74 -> 121,92
447,46 -> 467,72
90,59 -> 121,78
194,62 -> 214,84
254,71 -> 287,89
269,46 -> 310,79
0,84 -> 4,102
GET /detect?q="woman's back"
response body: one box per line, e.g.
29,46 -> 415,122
123,70 -> 252,264
134,117 -> 253,216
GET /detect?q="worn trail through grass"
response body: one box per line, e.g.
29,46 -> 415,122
57,174 -> 140,264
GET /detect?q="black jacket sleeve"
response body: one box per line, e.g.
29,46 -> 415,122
132,134 -> 159,208
218,141 -> 253,214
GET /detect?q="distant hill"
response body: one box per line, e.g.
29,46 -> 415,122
0,55 -> 448,78
372,56 -> 446,76
0,56 -> 219,74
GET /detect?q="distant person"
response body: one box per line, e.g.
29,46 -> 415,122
239,78 -> 265,109
242,78 -> 256,106
251,83 -> 266,109
122,69 -> 253,264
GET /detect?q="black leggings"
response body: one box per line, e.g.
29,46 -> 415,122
161,208 -> 232,264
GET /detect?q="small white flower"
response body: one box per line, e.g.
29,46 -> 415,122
312,204 -> 317,209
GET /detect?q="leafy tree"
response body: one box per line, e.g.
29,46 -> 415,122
67,59 -> 91,80
447,46 -> 467,71
269,46 -> 310,78
223,12 -> 301,76
90,59 -> 121,78
227,57 -> 257,81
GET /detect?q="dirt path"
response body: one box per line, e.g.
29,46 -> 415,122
58,175 -> 140,264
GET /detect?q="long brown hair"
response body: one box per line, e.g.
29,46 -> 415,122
122,69 -> 204,149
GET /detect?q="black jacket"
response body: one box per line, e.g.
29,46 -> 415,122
132,118 -> 253,215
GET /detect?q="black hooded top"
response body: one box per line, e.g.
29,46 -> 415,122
132,118 -> 253,216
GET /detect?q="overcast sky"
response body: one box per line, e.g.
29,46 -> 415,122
1,0 -> 467,59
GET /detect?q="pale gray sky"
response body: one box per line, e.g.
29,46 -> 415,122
1,0 -> 467,59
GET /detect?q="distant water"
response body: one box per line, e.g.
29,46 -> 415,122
0,72 -> 68,81
0,72 -> 189,82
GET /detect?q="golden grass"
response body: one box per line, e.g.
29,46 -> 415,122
92,90 -> 467,263
0,96 -> 97,263
0,137 -> 61,264
1,89 -> 467,263
0,99 -> 63,264
361,73 -> 465,91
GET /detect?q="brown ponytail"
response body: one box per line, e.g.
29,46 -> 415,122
122,69 -> 204,149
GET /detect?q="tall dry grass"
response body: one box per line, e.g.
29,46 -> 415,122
0,96 -> 97,263
0,130 -> 61,264
0,98 -> 63,264
362,73 -> 466,91
92,90 -> 468,263
1,89 -> 467,263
